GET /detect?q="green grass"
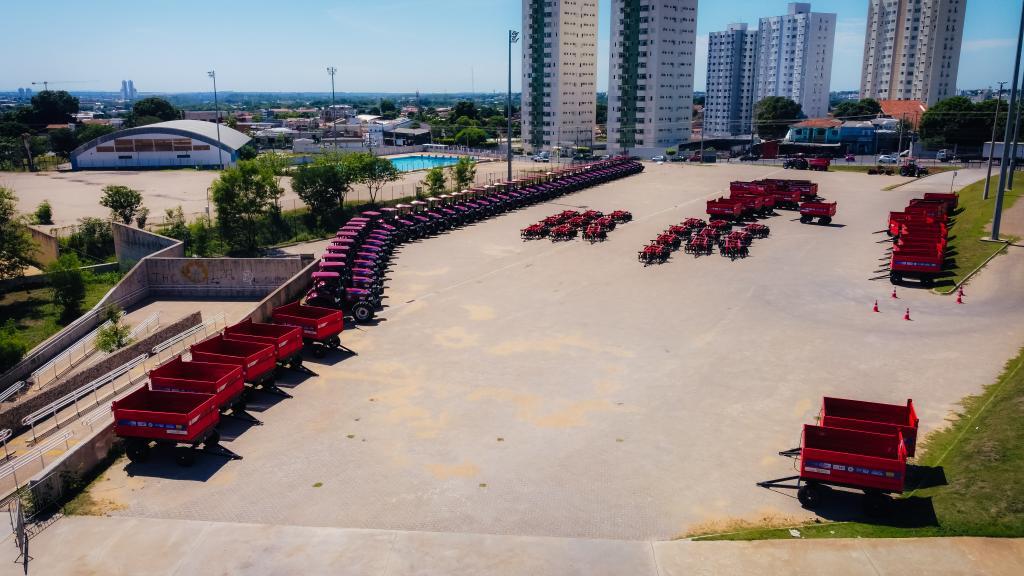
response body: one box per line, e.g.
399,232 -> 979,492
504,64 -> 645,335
695,345 -> 1024,541
0,270 -> 122,352
940,176 -> 1022,289
828,165 -> 960,175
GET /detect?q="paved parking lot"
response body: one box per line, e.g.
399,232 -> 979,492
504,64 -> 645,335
88,164 -> 1024,540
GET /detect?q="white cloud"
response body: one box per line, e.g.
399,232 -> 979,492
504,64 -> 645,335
963,38 -> 1016,51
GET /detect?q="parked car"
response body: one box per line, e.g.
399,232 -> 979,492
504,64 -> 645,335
669,155 -> 686,162
739,153 -> 760,161
651,155 -> 666,163
936,149 -> 951,162
532,153 -> 550,163
783,157 -> 809,170
687,153 -> 702,162
877,154 -> 899,164
844,153 -> 856,162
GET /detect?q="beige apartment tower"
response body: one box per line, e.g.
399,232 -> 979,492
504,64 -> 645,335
860,0 -> 966,105
521,0 -> 599,153
607,0 -> 699,156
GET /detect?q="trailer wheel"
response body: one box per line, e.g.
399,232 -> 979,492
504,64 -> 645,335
175,448 -> 196,467
819,217 -> 832,225
889,272 -> 903,285
352,303 -> 374,323
206,429 -> 221,446
921,277 -> 935,288
863,491 -> 892,517
799,215 -> 812,223
125,439 -> 150,463
313,345 -> 326,359
328,335 -> 341,349
797,483 -> 822,509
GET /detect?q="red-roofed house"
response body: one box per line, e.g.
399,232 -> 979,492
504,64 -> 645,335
878,100 -> 928,128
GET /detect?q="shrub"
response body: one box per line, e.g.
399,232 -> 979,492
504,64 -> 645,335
47,254 -> 86,318
34,200 -> 53,225
95,306 -> 132,352
0,320 -> 27,373
135,207 -> 149,229
62,217 -> 114,262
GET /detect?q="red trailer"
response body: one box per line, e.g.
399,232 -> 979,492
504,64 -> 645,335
797,424 -> 907,514
890,247 -> 944,286
113,388 -> 240,466
922,192 -> 958,215
820,397 -> 920,457
149,357 -> 245,411
808,157 -> 831,171
706,197 -> 745,221
798,201 -> 837,225
271,301 -> 345,358
190,335 -> 285,397
225,319 -> 307,373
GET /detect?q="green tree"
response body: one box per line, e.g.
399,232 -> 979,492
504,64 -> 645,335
919,96 -> 1002,150
211,159 -> 283,253
130,115 -> 163,127
596,102 -> 608,125
64,217 -> 113,261
665,148 -> 677,157
132,97 -> 180,122
755,97 -> 804,139
34,200 -> 53,224
454,127 -> 488,147
0,320 -> 28,373
450,156 -> 476,189
30,90 -> 79,125
95,306 -> 133,352
291,152 -> 355,221
345,152 -> 400,205
832,98 -> 882,120
424,167 -> 447,195
75,123 -> 116,146
0,121 -> 30,139
48,127 -> 77,157
47,253 -> 86,318
159,206 -> 191,246
189,214 -> 217,257
135,207 -> 149,229
0,187 -> 37,279
0,137 -> 24,170
237,143 -> 258,160
452,101 -> 478,121
100,185 -> 144,224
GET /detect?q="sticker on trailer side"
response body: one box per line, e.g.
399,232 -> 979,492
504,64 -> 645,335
117,420 -> 186,431
276,320 -> 316,336
248,360 -> 258,368
805,460 -> 900,480
893,260 -> 941,270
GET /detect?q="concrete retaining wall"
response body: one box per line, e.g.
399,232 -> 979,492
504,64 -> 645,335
0,313 -> 201,431
248,258 -> 320,323
28,421 -> 118,505
112,222 -> 182,269
28,225 -> 59,266
0,262 -> 119,293
146,257 -> 307,299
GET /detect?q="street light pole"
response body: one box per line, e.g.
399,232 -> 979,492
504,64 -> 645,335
984,82 -> 1006,200
327,66 -> 337,150
994,0 -> 1024,241
1010,71 -> 1023,189
207,70 -> 224,170
507,30 -> 519,182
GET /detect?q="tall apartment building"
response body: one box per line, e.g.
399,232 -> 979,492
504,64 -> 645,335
521,0 -> 599,152
860,0 -> 966,105
704,23 -> 759,136
754,3 -> 836,120
606,0 -> 698,156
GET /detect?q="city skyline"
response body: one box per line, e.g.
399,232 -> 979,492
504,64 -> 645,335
2,0 -> 1018,94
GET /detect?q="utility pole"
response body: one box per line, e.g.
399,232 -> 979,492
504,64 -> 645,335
984,82 -> 1006,200
327,66 -> 337,150
1010,71 -> 1023,189
507,29 -> 519,182
208,71 -> 224,170
993,0 -> 1024,241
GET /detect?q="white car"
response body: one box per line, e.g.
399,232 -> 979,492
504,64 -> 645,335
877,154 -> 899,164
531,154 -> 550,163
651,155 -> 666,163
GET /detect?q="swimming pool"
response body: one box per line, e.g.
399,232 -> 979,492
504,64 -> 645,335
389,155 -> 464,172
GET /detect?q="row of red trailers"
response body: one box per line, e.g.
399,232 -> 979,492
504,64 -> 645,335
112,303 -> 344,466
887,192 -> 958,286
709,179 -> 837,225
764,396 -> 920,515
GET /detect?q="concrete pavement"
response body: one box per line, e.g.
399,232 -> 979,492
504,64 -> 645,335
6,515 -> 1023,576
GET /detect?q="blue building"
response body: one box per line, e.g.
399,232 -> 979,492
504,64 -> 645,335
838,121 -> 877,154
785,119 -> 842,144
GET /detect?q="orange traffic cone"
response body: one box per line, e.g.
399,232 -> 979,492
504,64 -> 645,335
956,293 -> 963,304
873,300 -> 880,313
891,287 -> 898,299
904,307 -> 911,321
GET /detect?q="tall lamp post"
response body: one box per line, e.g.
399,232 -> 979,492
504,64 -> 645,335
994,0 -> 1024,240
327,66 -> 337,149
507,29 -> 519,182
207,70 -> 224,170
984,82 -> 1006,200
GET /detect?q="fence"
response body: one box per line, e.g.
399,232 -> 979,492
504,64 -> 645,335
0,382 -> 25,404
0,432 -> 73,491
27,316 -> 119,391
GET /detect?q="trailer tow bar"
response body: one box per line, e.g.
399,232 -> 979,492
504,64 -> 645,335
201,443 -> 243,461
755,475 -> 800,489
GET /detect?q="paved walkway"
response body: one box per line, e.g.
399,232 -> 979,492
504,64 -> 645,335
6,516 -> 1022,576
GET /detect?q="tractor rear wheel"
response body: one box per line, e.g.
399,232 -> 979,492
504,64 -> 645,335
797,483 -> 822,509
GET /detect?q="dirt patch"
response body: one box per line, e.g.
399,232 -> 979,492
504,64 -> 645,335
677,510 -> 817,539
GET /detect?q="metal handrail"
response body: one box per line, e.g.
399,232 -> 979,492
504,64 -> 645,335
127,311 -> 161,340
0,431 -> 73,490
0,382 -> 24,403
29,313 -> 123,388
21,355 -> 147,442
151,313 -> 225,355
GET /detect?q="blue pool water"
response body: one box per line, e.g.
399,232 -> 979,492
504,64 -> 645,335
389,155 -> 463,172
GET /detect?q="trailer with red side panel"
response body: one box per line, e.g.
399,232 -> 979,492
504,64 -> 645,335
706,197 -> 746,221
798,201 -> 837,225
113,388 -> 240,466
820,397 -> 920,457
225,319 -> 308,373
890,246 -> 944,286
796,425 -> 907,515
190,335 -> 287,398
149,356 -> 260,425
271,301 -> 345,359
921,192 -> 958,215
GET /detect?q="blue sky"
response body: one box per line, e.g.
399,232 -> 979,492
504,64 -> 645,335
3,0 -> 1019,94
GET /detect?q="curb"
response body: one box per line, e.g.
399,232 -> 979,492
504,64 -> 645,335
936,239 -> 1011,295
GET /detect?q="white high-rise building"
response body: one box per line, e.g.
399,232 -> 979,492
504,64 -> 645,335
704,23 -> 759,137
607,0 -> 698,156
754,2 -> 836,120
860,0 -> 966,105
521,0 -> 598,153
